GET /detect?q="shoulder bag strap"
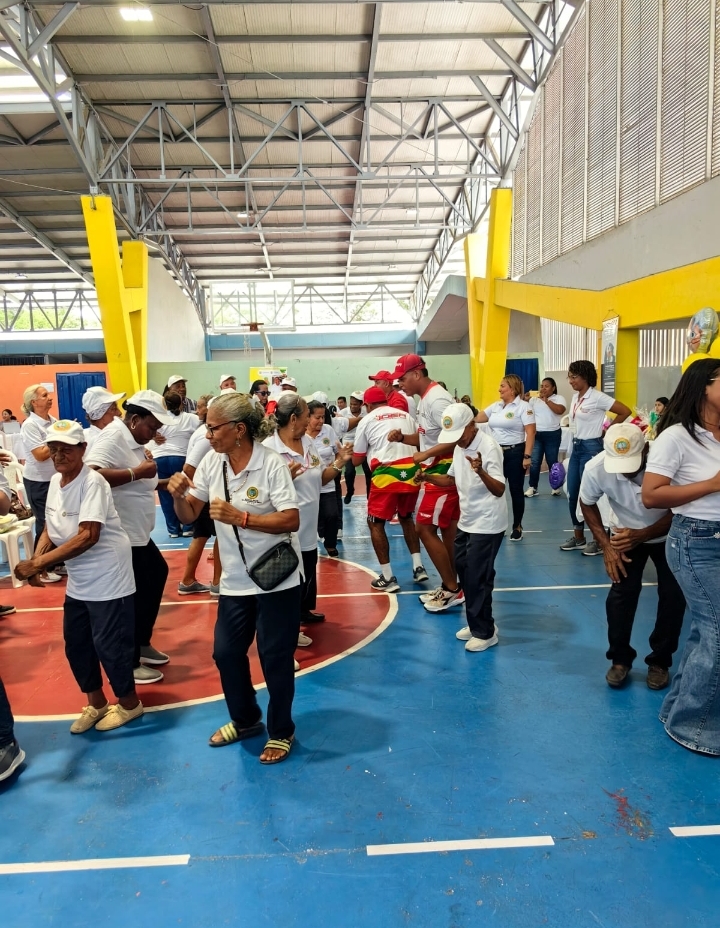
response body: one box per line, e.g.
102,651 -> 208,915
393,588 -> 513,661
222,460 -> 248,570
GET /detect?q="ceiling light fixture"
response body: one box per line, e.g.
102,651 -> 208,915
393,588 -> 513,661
120,7 -> 153,22
406,208 -> 418,217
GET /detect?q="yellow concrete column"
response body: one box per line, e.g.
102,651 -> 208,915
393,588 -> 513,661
465,187 -> 513,406
81,195 -> 148,395
615,327 -> 639,411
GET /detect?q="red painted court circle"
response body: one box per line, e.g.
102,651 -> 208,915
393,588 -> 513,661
0,552 -> 393,718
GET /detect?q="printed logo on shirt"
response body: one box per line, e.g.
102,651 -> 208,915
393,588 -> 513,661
322,437 -> 331,446
504,411 -> 515,419
310,454 -> 321,467
246,486 -> 259,500
613,437 -> 631,456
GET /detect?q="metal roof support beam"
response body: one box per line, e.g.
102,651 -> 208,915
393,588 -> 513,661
51,32 -> 532,45
73,69 -> 514,83
28,2 -> 79,57
500,0 -> 555,54
469,75 -> 518,138
484,38 -> 537,90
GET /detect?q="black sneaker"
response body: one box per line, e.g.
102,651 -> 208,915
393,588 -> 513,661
344,493 -> 353,505
0,740 -> 25,782
301,611 -> 326,624
371,575 -> 400,593
510,527 -> 523,541
412,565 -> 429,583
0,604 -> 16,617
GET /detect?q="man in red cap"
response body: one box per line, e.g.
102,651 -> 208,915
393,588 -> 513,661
389,354 -> 464,612
368,370 -> 409,412
352,386 -> 428,592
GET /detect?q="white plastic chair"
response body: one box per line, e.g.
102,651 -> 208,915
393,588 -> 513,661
1,456 -> 29,507
0,517 -> 36,588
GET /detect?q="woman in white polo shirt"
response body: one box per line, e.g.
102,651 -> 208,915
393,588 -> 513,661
85,390 -> 175,686
474,373 -> 535,541
561,360 -> 631,555
168,392 -> 303,765
150,390 -> 200,538
15,420 -> 141,733
525,378 -> 567,498
307,400 -> 344,556
643,358 -> 720,756
19,384 -> 60,579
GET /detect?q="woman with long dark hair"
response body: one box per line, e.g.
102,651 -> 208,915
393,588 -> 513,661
561,360 -> 630,555
643,358 -> 720,755
525,377 -> 566,498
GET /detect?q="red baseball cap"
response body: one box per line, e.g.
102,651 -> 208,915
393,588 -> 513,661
363,386 -> 388,405
393,354 -> 425,378
368,370 -> 393,382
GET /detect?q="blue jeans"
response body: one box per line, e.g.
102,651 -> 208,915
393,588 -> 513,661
660,515 -> 720,755
156,455 -> 186,535
567,437 -> 604,530
528,429 -> 562,490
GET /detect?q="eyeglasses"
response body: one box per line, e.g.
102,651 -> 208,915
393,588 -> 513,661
255,390 -> 269,396
206,419 -> 239,437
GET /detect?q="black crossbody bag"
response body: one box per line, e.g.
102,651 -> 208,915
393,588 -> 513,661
222,462 -> 299,592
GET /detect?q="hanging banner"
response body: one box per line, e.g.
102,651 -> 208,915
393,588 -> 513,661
601,317 -> 619,396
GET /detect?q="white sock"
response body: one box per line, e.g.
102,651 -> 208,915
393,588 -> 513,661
411,552 -> 423,569
380,563 -> 393,580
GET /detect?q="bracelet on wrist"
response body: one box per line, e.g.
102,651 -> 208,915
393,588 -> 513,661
331,461 -> 342,472
128,467 -> 135,482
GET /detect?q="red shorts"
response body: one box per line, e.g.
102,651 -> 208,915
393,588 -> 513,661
416,483 -> 460,529
367,484 -> 419,521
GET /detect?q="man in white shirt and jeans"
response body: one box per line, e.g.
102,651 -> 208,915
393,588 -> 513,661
579,423 -> 686,690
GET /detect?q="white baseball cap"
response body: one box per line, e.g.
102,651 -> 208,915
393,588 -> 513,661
603,422 -> 646,474
219,373 -> 235,387
350,390 -> 365,401
81,385 -> 125,420
46,420 -> 86,445
312,391 -> 328,404
439,402 -> 475,443
281,376 -> 297,388
126,390 -> 176,425
167,374 -> 187,389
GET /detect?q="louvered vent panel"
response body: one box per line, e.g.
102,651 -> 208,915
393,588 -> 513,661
560,9 -> 587,253
542,61 -> 562,264
713,0 -> 720,175
660,0 -> 711,201
512,143 -> 527,278
619,0 -> 659,222
587,0 -> 619,239
525,111 -> 543,273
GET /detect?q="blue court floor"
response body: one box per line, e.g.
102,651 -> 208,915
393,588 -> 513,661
2,486 -> 720,927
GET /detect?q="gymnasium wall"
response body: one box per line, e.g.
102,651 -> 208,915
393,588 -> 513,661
0,363 -> 110,421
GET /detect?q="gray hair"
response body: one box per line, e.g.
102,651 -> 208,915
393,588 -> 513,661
21,384 -> 43,416
210,391 -> 264,440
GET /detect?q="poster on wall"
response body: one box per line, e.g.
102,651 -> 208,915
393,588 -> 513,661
248,366 -> 287,395
601,317 -> 618,396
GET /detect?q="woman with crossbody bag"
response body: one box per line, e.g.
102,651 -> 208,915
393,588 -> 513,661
168,392 -> 303,765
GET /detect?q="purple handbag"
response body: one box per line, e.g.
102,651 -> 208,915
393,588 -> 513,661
549,462 -> 566,491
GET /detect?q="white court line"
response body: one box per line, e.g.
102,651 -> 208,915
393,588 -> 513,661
670,826 -> 720,838
0,854 -> 190,875
367,836 -> 555,856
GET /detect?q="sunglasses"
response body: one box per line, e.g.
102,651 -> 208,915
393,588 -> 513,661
255,390 -> 270,396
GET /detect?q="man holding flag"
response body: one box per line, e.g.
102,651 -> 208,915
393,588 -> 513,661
352,386 -> 429,592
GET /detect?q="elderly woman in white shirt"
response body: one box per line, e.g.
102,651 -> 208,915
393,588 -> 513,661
561,360 -> 630,555
525,377 -> 567,498
15,421 -> 142,733
150,390 -> 200,538
474,373 -> 535,541
643,358 -> 720,756
168,392 -> 303,765
82,386 -> 125,454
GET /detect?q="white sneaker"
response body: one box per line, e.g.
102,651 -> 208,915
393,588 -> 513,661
70,703 -> 109,734
525,487 -> 537,498
457,624 -> 499,640
424,587 -> 464,612
297,632 -> 312,647
337,529 -> 343,540
551,488 -> 562,496
419,586 -> 442,603
43,572 -> 62,583
465,634 -> 498,652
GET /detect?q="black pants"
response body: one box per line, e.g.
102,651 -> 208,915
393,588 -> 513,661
63,595 -> 136,699
455,529 -> 505,639
301,548 -> 318,614
23,477 -> 50,545
0,674 -> 15,748
606,541 -> 686,669
213,586 -> 301,740
318,492 -> 339,548
334,474 -> 344,530
502,445 -> 525,531
344,458 -> 372,499
130,541 -> 169,666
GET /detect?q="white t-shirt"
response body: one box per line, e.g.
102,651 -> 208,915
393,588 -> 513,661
45,466 -> 136,601
85,417 -> 158,547
417,382 -> 453,457
402,391 -> 417,419
83,424 -> 103,456
484,397 -> 534,446
579,452 -> 668,542
448,428 -> 508,534
151,412 -> 200,458
262,431 -> 323,552
312,424 -> 340,495
340,407 -> 365,443
353,405 -> 417,470
185,424 -> 212,471
569,388 -> 614,440
646,424 -> 720,520
190,443 -> 302,596
21,412 -> 57,481
530,394 -> 567,432
331,415 -> 349,440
